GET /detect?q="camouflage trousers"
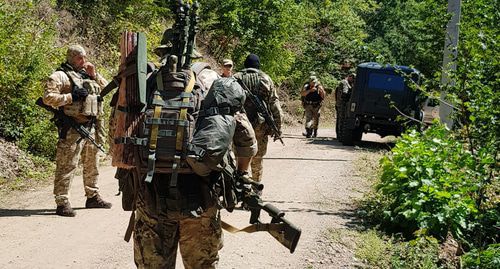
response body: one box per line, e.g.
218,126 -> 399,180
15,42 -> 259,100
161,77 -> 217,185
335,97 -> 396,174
54,127 -> 100,206
134,195 -> 223,269
304,104 -> 321,129
250,123 -> 269,182
233,111 -> 257,158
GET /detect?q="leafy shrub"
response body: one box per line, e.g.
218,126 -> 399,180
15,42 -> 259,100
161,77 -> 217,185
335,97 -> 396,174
18,118 -> 57,159
462,244 -> 500,269
0,1 -> 59,141
377,124 -> 478,239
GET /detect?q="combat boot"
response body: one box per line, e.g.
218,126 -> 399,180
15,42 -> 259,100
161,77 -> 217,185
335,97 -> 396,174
306,128 -> 313,138
85,194 -> 112,209
56,203 -> 76,217
302,128 -> 310,137
312,129 -> 318,138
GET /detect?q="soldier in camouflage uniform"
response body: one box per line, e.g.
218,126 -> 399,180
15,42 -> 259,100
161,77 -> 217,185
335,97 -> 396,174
335,73 -> 355,137
300,75 -> 325,138
132,34 -> 256,267
43,45 -> 112,217
234,54 -> 283,183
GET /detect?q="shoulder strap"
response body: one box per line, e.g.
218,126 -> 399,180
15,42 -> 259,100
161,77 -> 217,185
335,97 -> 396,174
170,70 -> 196,188
144,70 -> 165,183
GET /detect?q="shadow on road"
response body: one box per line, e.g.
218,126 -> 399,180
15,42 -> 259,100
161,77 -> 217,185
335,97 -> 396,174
331,207 -> 365,229
307,136 -> 394,151
0,207 -> 86,217
264,157 -> 348,162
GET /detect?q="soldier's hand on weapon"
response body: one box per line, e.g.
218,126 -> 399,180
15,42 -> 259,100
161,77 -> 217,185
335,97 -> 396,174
273,130 -> 284,144
71,87 -> 88,102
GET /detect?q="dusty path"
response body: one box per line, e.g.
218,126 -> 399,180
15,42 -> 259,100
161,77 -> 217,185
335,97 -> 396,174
0,128 -> 389,269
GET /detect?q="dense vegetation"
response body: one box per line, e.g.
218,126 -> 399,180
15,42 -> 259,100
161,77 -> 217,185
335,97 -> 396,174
0,0 -> 497,267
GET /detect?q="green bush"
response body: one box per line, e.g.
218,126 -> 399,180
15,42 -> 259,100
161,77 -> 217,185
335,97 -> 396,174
18,118 -> 57,159
0,1 -> 59,141
462,244 -> 500,269
377,124 -> 478,239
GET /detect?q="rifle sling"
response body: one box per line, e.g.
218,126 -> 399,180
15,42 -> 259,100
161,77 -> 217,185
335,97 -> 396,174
221,220 -> 284,234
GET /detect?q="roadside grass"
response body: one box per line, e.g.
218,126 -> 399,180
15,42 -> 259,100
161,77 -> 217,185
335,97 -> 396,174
326,227 -> 442,269
332,145 -> 460,269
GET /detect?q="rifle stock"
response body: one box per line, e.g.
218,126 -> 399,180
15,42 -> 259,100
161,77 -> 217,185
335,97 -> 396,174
36,97 -> 105,153
236,176 -> 301,253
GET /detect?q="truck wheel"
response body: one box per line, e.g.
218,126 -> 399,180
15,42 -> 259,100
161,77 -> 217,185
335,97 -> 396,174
353,128 -> 363,142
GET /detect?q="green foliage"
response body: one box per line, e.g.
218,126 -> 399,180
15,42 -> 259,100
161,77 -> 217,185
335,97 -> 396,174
0,1 -> 59,140
330,228 -> 441,269
365,0 -> 448,77
462,244 -> 500,269
18,117 -> 57,159
199,0 -> 311,82
355,230 -> 392,267
377,125 -> 479,239
55,0 -> 170,71
390,236 -> 440,269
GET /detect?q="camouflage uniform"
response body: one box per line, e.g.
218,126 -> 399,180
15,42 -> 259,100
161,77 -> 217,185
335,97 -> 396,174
132,64 -> 257,268
335,75 -> 355,138
301,79 -> 325,138
43,64 -> 107,207
233,111 -> 257,158
133,173 -> 222,269
234,67 -> 283,182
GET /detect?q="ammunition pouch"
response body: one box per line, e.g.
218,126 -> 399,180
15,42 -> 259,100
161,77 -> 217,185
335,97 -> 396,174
116,168 -> 135,211
63,68 -> 103,118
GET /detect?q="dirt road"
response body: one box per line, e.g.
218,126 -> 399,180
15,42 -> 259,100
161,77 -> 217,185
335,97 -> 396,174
0,128 -> 388,269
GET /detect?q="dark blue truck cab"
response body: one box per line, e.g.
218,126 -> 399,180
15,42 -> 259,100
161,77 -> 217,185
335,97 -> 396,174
336,62 -> 422,145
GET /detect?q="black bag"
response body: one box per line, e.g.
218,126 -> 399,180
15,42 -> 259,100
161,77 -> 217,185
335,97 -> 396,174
187,77 -> 246,176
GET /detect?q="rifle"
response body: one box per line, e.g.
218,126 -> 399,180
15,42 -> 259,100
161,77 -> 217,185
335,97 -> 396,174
99,76 -> 120,99
36,97 -> 105,153
221,173 -> 301,253
236,79 -> 285,145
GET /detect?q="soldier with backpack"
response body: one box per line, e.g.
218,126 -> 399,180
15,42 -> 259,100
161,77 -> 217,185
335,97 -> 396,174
300,75 -> 326,138
109,15 -> 257,266
234,54 -> 283,184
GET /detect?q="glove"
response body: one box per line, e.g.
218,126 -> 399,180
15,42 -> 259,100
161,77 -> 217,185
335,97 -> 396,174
71,87 -> 88,102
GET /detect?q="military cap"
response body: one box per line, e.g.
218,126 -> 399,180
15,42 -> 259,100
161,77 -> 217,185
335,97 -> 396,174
222,59 -> 233,66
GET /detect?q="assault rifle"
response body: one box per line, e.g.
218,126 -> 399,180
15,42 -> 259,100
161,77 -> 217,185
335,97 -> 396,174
36,97 -> 105,153
236,79 -> 285,145
222,173 -> 301,253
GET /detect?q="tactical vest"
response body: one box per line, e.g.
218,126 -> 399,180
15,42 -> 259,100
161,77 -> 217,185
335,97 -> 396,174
237,68 -> 267,125
303,83 -> 323,104
59,64 -> 103,118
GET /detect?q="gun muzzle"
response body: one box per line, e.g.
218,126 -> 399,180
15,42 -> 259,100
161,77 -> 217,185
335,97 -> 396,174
241,176 -> 264,191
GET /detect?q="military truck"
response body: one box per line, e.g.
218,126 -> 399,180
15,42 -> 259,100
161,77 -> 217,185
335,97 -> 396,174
336,62 -> 422,145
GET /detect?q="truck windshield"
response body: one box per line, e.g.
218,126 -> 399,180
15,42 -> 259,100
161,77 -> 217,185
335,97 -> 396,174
368,73 -> 405,92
